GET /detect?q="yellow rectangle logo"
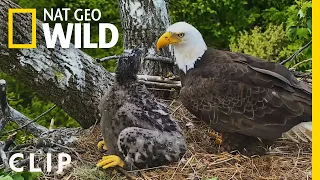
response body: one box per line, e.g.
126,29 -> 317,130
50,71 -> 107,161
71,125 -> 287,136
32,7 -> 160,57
8,9 -> 37,48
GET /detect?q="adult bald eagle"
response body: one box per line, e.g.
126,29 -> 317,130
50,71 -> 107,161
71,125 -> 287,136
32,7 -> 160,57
157,22 -> 312,155
97,49 -> 186,170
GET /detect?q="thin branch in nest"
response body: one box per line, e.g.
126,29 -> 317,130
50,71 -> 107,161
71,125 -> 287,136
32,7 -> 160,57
2,105 -> 56,136
96,55 -> 121,62
280,40 -> 312,65
139,80 -> 181,89
116,167 -> 138,180
110,73 -> 181,87
10,143 -> 33,152
97,54 -> 173,64
136,74 -> 180,85
50,142 -> 84,164
0,79 -> 49,137
291,71 -> 312,78
146,88 -> 176,93
170,152 -> 188,179
144,55 -> 173,64
2,107 -> 48,137
289,58 -> 312,70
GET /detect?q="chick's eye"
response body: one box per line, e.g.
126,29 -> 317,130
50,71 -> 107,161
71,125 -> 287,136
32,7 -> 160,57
177,33 -> 185,38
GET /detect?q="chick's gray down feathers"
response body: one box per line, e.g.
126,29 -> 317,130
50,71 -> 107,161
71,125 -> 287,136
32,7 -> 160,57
99,49 -> 186,170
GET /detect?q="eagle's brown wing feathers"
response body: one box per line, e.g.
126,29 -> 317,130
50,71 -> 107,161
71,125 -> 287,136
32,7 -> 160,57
180,48 -> 311,140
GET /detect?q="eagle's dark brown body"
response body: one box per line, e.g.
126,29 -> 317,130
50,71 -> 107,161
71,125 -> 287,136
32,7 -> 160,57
179,48 -> 311,154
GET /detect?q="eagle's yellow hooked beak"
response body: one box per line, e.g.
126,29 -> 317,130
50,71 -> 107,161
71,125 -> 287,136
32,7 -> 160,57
156,32 -> 182,51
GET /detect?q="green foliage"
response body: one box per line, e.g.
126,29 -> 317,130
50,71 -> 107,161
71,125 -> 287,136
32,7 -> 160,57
170,0 -> 296,49
1,72 -> 79,128
230,24 -> 288,62
284,0 -> 312,70
0,171 -> 41,180
0,72 -> 79,144
230,0 -> 312,71
203,177 -> 218,180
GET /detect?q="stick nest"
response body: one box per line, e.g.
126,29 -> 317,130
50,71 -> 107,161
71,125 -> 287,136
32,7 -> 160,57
69,100 -> 311,180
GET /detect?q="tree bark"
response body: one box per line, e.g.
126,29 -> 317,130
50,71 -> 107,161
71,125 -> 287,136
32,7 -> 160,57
0,0 -> 174,128
9,107 -> 48,137
0,0 -> 114,128
0,80 -> 10,132
118,0 -> 173,76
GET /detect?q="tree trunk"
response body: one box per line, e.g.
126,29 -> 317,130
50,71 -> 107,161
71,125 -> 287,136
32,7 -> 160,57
0,0 -> 174,128
0,0 -> 114,128
117,0 -> 173,76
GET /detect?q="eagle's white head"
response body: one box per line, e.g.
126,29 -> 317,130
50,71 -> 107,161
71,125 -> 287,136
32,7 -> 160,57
157,22 -> 207,73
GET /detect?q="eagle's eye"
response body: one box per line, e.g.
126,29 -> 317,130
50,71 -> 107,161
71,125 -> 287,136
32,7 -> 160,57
177,33 -> 185,38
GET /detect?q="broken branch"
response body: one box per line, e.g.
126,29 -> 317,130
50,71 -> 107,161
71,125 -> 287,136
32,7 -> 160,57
98,55 -> 173,64
139,80 -> 181,89
0,79 -> 10,132
3,105 -> 56,136
110,73 -> 182,88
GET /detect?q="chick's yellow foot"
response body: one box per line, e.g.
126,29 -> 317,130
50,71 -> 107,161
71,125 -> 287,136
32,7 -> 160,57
97,140 -> 108,150
209,130 -> 223,145
97,155 -> 125,169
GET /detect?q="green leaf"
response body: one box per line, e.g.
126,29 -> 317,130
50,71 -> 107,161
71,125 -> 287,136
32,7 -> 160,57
305,46 -> 312,59
20,172 -> 41,180
297,9 -> 304,19
307,19 -> 312,30
11,174 -> 24,180
296,28 -> 310,39
0,175 -> 14,180
207,178 -> 218,180
30,172 -> 41,179
20,173 -> 32,180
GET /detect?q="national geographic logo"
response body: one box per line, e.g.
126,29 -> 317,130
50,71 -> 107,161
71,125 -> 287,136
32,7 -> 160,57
8,9 -> 37,48
8,8 -> 119,49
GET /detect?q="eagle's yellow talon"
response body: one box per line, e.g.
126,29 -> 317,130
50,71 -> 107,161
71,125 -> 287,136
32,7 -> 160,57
97,155 -> 125,169
97,140 -> 108,150
209,131 -> 223,145
215,138 -> 223,145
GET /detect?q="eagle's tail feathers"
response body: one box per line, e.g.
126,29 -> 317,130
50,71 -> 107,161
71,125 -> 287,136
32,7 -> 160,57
282,122 -> 312,143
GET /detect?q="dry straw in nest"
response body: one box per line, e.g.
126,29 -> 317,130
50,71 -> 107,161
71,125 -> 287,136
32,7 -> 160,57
68,100 -> 311,180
